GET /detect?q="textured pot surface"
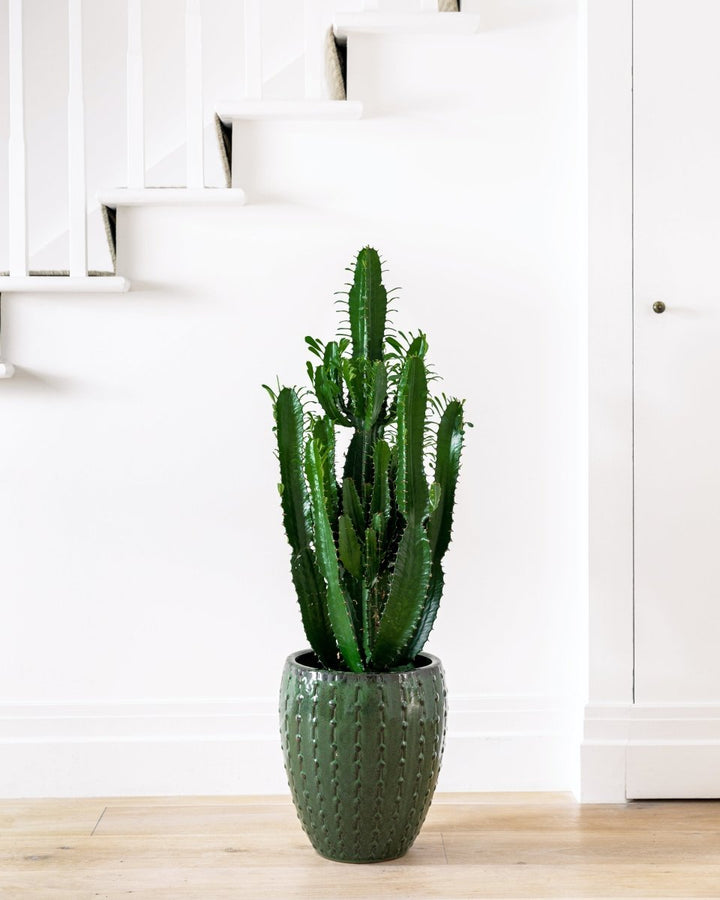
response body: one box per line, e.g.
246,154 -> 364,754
280,650 -> 447,863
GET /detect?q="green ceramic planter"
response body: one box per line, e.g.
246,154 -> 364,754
280,649 -> 447,863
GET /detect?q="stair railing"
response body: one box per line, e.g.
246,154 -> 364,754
126,0 -> 207,190
185,0 -> 205,189
6,0 -> 451,281
7,0 -> 91,279
126,0 -> 145,190
68,0 -> 87,276
244,0 -> 263,99
8,0 -> 28,278
243,0 -> 336,101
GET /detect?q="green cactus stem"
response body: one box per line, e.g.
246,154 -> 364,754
273,388 -> 338,668
267,247 -> 466,672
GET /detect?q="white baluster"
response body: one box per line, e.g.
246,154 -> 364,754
304,0 -> 331,101
186,0 -> 204,189
68,0 -> 87,276
243,0 -> 263,98
127,0 -> 145,189
8,0 -> 27,277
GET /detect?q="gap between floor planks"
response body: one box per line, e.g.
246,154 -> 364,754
2,793 -> 720,899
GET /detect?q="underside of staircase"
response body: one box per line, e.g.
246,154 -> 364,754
0,7 -> 482,379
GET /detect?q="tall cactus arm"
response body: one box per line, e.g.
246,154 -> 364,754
370,355 -> 432,668
348,247 -> 387,362
291,548 -> 340,668
342,358 -> 387,431
381,444 -> 402,559
313,416 -> 339,526
305,438 -> 364,672
341,357 -> 362,420
343,428 -> 374,488
365,526 -> 380,583
342,477 -> 365,538
360,584 -> 371,661
395,355 -> 429,522
338,514 -> 362,578
370,439 -> 391,540
274,389 -> 337,666
275,387 -> 312,552
401,400 -> 464,663
369,520 -> 431,669
404,560 -> 444,662
428,399 -> 465,563
365,360 -> 388,429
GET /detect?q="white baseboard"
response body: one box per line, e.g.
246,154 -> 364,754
582,703 -> 720,801
0,699 -> 285,798
0,696 -> 579,798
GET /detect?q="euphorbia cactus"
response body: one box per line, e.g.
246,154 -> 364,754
265,247 -> 466,672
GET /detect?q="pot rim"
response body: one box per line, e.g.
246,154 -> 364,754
285,648 -> 443,680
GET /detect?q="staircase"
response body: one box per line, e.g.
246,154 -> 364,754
0,0 -> 480,378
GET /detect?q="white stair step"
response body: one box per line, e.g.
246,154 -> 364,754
98,188 -> 246,208
215,100 -> 363,126
333,12 -> 482,42
0,275 -> 129,293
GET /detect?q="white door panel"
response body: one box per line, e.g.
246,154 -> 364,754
634,0 -> 720,705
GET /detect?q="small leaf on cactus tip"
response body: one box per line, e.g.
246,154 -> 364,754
406,333 -> 428,358
305,336 -> 324,358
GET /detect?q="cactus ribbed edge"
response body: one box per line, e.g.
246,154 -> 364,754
280,650 -> 447,863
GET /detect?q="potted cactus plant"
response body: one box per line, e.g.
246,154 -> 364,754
265,247 -> 466,863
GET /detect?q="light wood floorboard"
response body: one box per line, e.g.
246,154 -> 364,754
1,793 -> 720,898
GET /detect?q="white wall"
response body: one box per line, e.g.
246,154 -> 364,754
0,0 -> 586,797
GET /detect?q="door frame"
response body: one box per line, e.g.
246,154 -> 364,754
581,0 -> 635,803
582,0 -> 720,802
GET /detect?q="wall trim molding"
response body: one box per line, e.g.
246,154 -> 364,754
582,703 -> 720,801
0,695 -> 580,798
582,0 -> 635,802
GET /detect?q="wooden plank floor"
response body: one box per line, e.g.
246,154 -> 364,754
2,793 -> 720,898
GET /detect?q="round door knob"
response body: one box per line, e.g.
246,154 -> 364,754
652,301 -> 666,314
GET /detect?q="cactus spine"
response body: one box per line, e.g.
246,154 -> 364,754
267,247 -> 466,672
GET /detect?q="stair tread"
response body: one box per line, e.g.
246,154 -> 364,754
98,188 -> 246,208
215,100 -> 363,125
333,12 -> 483,41
0,275 -> 130,294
